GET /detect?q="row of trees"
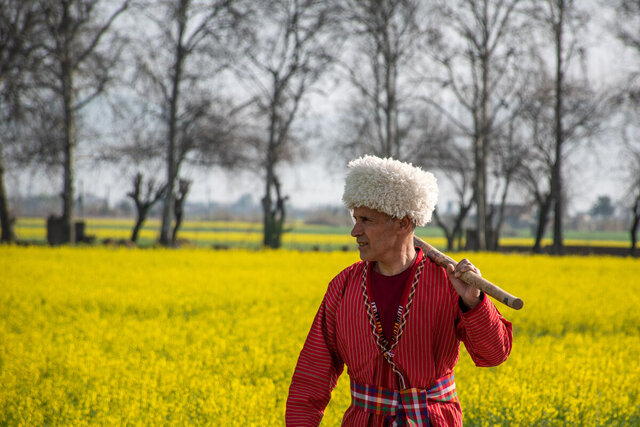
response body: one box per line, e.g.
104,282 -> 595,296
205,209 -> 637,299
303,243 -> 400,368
1,0 -> 639,253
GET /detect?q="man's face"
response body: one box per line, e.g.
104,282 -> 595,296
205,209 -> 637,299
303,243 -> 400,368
350,206 -> 401,263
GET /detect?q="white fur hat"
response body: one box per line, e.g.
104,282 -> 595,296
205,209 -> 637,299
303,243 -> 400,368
342,155 -> 438,226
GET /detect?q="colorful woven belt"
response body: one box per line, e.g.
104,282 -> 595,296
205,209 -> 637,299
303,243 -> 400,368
350,373 -> 457,426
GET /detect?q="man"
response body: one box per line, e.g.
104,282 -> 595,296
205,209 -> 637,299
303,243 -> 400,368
286,155 -> 513,426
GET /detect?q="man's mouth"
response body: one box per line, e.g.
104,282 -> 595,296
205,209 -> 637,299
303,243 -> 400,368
357,241 -> 368,247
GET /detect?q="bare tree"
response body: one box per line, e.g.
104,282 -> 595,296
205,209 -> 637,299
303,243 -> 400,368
610,100 -> 640,256
526,0 -> 597,254
334,0 -> 439,160
515,73 -> 564,253
486,114 -> 530,250
429,0 -> 531,250
128,0 -> 247,246
237,0 -> 338,248
127,172 -> 166,244
610,0 -> 640,55
609,0 -> 640,255
515,61 -> 604,252
428,141 -> 475,251
0,0 -> 48,243
32,0 -> 131,243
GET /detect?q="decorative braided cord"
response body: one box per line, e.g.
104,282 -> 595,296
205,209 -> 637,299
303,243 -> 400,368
362,257 -> 425,389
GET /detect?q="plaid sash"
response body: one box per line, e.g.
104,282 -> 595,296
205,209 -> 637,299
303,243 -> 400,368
350,373 -> 457,426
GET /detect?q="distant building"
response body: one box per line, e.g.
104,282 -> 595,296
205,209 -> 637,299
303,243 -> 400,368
489,203 -> 536,231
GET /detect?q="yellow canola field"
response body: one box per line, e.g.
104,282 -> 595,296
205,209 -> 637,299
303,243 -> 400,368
1,246 -> 639,426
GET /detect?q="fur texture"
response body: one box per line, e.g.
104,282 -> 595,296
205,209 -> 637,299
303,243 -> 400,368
342,155 -> 438,226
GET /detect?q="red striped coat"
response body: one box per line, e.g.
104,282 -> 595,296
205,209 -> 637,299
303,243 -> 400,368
286,250 -> 513,426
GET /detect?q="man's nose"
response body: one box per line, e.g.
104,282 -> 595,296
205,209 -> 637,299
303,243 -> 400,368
351,222 -> 362,237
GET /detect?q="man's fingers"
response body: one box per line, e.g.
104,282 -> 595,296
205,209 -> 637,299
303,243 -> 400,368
454,259 -> 481,277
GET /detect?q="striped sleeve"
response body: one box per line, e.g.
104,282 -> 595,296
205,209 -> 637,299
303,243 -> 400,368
456,293 -> 513,367
285,268 -> 348,426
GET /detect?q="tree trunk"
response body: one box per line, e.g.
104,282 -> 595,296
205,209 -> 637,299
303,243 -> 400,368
159,177 -> 175,246
0,149 -> 15,243
171,205 -> 183,244
128,174 -> 165,244
630,192 -> 640,257
550,158 -> 563,254
474,132 -> 488,251
384,52 -> 397,158
262,190 -> 273,247
533,193 -> 553,253
486,204 -> 496,250
263,73 -> 283,249
262,173 -> 287,249
551,0 -> 565,255
454,201 -> 473,251
160,1 -> 187,246
474,145 -> 489,252
474,80 -> 490,248
274,177 -> 287,247
433,210 -> 455,252
263,148 -> 276,248
475,2 -> 492,251
172,179 -> 191,244
61,46 -> 76,244
434,200 -> 472,252
56,1 -> 77,244
445,234 -> 455,252
131,214 -> 145,243
490,178 -> 512,250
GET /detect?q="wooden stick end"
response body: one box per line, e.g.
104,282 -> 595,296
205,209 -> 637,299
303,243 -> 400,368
511,298 -> 524,310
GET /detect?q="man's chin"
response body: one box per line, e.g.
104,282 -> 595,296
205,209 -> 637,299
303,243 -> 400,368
357,246 -> 372,260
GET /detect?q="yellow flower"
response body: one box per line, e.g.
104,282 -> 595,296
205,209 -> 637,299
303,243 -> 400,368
1,246 -> 639,425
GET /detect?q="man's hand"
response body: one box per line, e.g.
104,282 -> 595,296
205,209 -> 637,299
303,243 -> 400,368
446,259 -> 482,310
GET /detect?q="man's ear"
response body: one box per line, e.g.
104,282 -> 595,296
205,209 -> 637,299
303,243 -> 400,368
397,216 -> 413,232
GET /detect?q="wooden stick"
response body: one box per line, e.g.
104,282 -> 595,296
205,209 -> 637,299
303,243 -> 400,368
413,236 -> 524,310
